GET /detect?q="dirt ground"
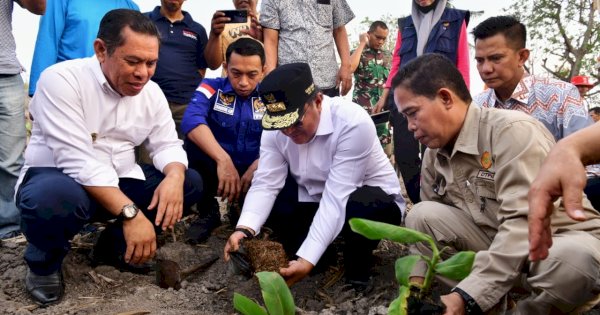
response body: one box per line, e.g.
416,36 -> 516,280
1,214 -> 600,315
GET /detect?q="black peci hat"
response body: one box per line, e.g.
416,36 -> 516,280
260,63 -> 316,130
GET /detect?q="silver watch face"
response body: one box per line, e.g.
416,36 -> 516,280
122,205 -> 139,219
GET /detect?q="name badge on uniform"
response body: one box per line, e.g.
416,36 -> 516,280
476,170 -> 495,181
252,97 -> 266,120
213,90 -> 236,115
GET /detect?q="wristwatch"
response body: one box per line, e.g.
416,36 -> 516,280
451,287 -> 483,315
119,204 -> 140,220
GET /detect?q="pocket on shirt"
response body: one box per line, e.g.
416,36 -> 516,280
315,3 -> 333,28
433,24 -> 459,55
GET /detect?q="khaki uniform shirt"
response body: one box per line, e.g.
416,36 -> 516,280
421,104 -> 600,310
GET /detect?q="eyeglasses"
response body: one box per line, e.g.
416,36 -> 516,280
287,106 -> 310,130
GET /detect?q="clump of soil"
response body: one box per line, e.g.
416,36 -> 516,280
407,286 -> 445,315
244,239 -> 288,273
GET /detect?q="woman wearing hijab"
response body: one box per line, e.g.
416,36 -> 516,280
375,0 -> 470,204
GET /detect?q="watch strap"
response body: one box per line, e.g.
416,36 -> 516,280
451,287 -> 483,315
234,227 -> 254,239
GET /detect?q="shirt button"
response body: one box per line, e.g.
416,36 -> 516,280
170,31 -> 173,34
170,24 -> 173,27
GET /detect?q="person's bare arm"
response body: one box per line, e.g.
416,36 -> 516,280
263,28 -> 279,75
333,25 -> 352,96
204,11 -> 230,70
528,122 -> 600,261
16,0 -> 45,15
84,186 -> 156,265
349,33 -> 368,73
187,124 -> 241,203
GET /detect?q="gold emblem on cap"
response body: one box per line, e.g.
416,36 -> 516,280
263,93 -> 277,103
305,83 -> 315,95
266,102 -> 287,112
262,109 -> 300,129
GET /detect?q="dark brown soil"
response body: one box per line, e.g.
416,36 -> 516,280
1,214 -> 599,315
244,238 -> 288,273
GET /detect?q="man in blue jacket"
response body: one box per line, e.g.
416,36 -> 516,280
181,38 -> 265,243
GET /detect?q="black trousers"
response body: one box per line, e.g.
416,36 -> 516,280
264,174 -> 402,281
584,177 -> 600,212
17,165 -> 203,275
185,140 -> 251,215
388,93 -> 422,203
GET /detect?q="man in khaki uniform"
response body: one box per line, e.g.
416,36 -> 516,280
392,54 -> 600,314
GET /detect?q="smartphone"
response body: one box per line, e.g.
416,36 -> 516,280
221,10 -> 248,24
370,110 -> 390,125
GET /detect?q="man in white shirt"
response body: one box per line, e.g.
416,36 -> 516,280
15,9 -> 202,306
223,63 -> 405,288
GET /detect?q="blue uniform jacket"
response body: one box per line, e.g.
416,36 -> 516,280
181,78 -> 263,167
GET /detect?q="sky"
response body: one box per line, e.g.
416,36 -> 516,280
10,0 -> 512,95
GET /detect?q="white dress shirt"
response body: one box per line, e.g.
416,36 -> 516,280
238,96 -> 405,265
17,56 -> 187,189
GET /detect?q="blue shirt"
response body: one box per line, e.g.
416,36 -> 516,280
181,78 -> 263,167
145,7 -> 208,104
28,0 -> 139,96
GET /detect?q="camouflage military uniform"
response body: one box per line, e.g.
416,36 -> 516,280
351,46 -> 391,146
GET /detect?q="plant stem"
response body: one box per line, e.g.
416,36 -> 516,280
421,238 -> 440,294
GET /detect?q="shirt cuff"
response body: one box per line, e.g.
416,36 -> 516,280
237,208 -> 267,235
296,235 -> 327,266
153,145 -> 188,172
457,275 -> 501,312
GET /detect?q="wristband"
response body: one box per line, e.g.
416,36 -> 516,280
451,287 -> 483,315
235,227 -> 254,239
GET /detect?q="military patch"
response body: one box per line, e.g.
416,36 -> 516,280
476,170 -> 495,181
263,93 -> 276,103
213,90 -> 236,115
480,151 -> 492,170
252,97 -> 266,120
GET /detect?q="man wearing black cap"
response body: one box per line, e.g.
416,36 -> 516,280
223,62 -> 405,287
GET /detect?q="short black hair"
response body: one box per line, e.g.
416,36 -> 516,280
590,107 -> 600,115
97,9 -> 160,56
225,38 -> 265,66
391,53 -> 471,104
369,21 -> 388,33
472,15 -> 526,50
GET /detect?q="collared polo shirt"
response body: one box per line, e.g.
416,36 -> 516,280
181,77 -> 263,167
146,7 -> 208,104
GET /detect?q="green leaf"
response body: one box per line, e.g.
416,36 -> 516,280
233,293 -> 268,315
388,286 -> 410,315
349,218 -> 433,244
256,271 -> 295,315
394,255 -> 421,286
434,251 -> 476,281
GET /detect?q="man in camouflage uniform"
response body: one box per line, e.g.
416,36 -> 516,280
350,21 -> 391,148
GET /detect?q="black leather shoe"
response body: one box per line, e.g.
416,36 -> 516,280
25,268 -> 64,306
